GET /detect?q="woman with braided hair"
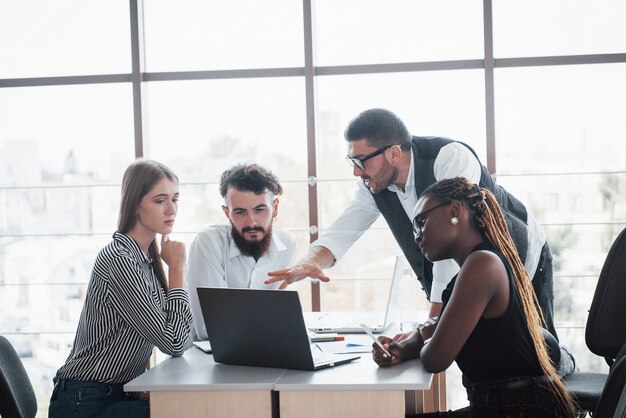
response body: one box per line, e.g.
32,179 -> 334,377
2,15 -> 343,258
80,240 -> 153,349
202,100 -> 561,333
371,177 -> 575,418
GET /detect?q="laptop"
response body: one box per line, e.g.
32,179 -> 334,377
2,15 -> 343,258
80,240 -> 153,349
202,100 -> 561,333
196,287 -> 360,371
304,254 -> 411,334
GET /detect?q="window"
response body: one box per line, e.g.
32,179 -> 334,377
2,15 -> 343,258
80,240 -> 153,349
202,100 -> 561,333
493,0 -> 626,58
314,0 -> 483,65
142,0 -> 304,71
0,0 -> 131,78
1,2 -> 625,415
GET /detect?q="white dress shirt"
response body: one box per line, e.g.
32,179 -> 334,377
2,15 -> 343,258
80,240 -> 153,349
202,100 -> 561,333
314,142 -> 545,303
186,224 -> 298,340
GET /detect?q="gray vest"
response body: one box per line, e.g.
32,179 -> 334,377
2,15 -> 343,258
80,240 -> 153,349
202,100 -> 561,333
373,136 -> 529,299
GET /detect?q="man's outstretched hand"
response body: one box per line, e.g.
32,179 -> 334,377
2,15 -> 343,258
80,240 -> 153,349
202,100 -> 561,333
265,247 -> 335,289
265,261 -> 331,289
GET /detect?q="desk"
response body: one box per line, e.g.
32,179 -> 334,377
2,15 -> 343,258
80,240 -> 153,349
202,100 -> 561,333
276,356 -> 438,417
125,348 -> 283,418
125,345 -> 445,418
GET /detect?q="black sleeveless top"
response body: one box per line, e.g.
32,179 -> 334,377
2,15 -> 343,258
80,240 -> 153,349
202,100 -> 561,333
441,242 -> 543,383
373,136 -> 530,299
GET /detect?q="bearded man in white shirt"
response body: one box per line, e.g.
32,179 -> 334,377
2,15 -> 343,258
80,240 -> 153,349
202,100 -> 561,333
186,162 -> 297,340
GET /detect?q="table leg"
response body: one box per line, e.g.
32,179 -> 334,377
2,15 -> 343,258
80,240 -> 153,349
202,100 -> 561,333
406,372 -> 447,414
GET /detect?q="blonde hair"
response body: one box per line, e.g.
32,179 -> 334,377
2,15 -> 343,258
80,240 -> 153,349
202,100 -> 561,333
422,177 -> 575,416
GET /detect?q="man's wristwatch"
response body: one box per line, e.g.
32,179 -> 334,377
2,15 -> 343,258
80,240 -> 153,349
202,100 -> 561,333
417,316 -> 439,331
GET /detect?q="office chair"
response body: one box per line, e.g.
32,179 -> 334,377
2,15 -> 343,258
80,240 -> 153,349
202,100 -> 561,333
594,343 -> 626,418
563,227 -> 626,415
0,335 -> 38,418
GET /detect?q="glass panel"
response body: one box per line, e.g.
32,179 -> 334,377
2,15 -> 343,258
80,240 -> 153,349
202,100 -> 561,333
320,277 -> 430,315
0,187 -> 119,236
174,184 -> 222,235
493,1 -> 626,58
0,235 -> 107,283
143,78 -> 308,183
316,70 -> 487,180
317,179 -> 390,230
314,0 -> 483,66
0,234 -> 107,372
322,279 -> 391,311
2,283 -> 91,334
0,0 -> 131,78
143,0 -> 304,71
554,274 -> 598,328
495,64 -> 626,173
542,223 -> 624,279
322,228 -> 401,280
316,227 -> 407,308
0,84 -> 136,187
497,173 -> 626,225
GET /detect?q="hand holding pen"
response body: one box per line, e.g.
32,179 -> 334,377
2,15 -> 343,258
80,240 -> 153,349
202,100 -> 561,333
361,324 -> 403,367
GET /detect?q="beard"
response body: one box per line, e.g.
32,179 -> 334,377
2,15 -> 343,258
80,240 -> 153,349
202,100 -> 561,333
363,163 -> 398,194
231,223 -> 273,260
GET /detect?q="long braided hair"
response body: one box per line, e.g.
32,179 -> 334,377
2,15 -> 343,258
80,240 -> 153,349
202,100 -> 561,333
421,177 -> 575,416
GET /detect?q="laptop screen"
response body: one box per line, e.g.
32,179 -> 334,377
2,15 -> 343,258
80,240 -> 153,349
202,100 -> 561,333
196,287 -> 359,370
303,254 -> 412,333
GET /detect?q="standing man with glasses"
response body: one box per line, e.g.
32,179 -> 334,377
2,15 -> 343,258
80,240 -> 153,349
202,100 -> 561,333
267,108 -> 568,366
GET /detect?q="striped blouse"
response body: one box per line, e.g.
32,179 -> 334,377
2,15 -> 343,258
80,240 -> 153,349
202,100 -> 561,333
56,232 -> 192,384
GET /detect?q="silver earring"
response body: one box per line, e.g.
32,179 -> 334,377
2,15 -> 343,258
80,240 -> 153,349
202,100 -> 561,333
451,217 -> 458,225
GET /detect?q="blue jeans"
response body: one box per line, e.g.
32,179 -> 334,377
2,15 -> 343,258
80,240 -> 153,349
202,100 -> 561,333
48,378 -> 149,418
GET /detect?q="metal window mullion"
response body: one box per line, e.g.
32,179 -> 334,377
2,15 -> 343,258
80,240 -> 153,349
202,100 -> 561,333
129,0 -> 145,158
303,0 -> 321,311
483,0 -> 496,174
495,53 -> 626,68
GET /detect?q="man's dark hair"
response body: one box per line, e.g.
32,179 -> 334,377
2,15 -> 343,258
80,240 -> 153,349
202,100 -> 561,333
344,108 -> 412,150
219,162 -> 283,198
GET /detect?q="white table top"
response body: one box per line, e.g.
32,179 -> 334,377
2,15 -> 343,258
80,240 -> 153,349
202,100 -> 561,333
125,338 -> 432,393
124,347 -> 286,392
274,356 -> 431,391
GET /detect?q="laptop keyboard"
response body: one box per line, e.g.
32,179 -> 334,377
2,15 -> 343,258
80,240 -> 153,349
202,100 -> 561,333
312,351 -> 337,363
342,314 -> 381,329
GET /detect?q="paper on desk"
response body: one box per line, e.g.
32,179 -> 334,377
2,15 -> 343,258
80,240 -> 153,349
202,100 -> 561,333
193,340 -> 212,354
313,341 -> 372,354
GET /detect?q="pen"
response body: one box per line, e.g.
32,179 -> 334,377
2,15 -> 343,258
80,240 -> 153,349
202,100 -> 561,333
310,336 -> 345,342
360,323 -> 391,358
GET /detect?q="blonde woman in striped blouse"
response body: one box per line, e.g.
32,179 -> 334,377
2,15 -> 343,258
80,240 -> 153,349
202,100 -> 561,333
49,159 -> 192,418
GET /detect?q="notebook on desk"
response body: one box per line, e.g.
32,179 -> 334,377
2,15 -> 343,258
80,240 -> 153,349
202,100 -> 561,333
304,255 -> 411,334
192,340 -> 212,353
196,287 -> 360,371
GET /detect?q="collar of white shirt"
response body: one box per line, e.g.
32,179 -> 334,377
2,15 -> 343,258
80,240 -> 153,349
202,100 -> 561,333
386,148 -> 415,197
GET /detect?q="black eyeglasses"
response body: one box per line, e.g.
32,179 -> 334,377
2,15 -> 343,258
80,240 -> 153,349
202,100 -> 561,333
412,201 -> 450,238
345,144 -> 397,170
